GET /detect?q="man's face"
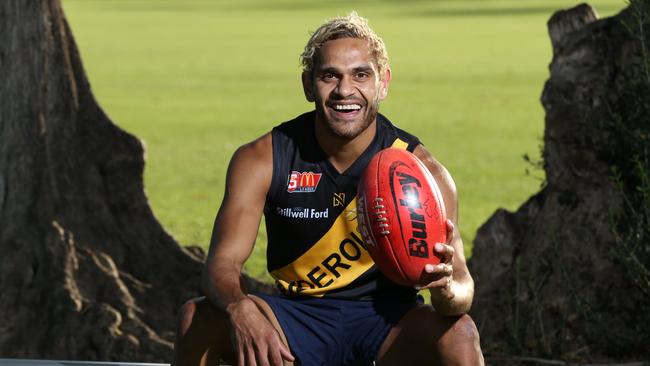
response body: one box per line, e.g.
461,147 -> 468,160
303,37 -> 390,140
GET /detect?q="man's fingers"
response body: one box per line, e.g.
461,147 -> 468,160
246,346 -> 258,366
424,263 -> 452,276
268,347 -> 283,366
434,242 -> 454,263
279,342 -> 295,362
253,341 -> 269,366
438,263 -> 453,276
266,335 -> 294,366
237,342 -> 246,366
417,263 -> 453,290
256,348 -> 270,366
418,276 -> 450,290
269,347 -> 283,366
446,219 -> 454,241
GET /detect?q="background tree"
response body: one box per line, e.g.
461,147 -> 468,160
0,0 -> 271,361
470,1 -> 650,363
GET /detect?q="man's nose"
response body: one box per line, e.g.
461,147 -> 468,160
335,75 -> 355,97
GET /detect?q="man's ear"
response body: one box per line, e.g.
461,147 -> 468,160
301,71 -> 315,102
378,68 -> 392,101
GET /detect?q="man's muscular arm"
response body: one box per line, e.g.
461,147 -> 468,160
413,144 -> 475,316
202,133 -> 293,366
202,133 -> 270,312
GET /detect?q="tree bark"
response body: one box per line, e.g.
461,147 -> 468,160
0,0 -> 273,361
469,2 -> 650,363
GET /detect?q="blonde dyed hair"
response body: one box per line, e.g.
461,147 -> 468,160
300,11 -> 389,79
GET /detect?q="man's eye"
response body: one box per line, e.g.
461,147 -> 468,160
355,72 -> 369,79
322,73 -> 337,80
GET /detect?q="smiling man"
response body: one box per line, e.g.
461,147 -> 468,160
174,12 -> 484,366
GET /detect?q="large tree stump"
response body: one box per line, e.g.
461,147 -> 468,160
469,2 -> 650,363
0,0 -> 272,361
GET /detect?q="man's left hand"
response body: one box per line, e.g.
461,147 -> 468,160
415,220 -> 455,300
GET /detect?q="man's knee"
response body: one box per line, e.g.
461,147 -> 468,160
175,297 -> 236,366
435,313 -> 483,365
440,313 -> 481,348
376,306 -> 483,366
177,297 -> 202,336
403,307 -> 482,358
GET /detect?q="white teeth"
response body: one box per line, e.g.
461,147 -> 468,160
334,104 -> 361,111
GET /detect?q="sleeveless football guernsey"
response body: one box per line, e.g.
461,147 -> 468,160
265,111 -> 421,299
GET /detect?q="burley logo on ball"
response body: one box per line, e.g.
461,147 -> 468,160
287,171 -> 322,193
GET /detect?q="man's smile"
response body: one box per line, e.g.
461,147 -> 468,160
332,103 -> 362,111
327,101 -> 364,120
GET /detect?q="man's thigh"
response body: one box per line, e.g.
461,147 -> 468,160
253,294 -> 422,366
375,305 -> 484,366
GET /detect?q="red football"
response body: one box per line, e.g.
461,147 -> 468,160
357,148 -> 447,286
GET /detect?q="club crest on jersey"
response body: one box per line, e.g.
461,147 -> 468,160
287,171 -> 322,193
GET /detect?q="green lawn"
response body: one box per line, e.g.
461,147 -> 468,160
62,0 -> 627,281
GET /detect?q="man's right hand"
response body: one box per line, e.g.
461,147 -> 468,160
228,297 -> 295,366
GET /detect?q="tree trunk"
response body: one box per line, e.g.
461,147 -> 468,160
0,0 -> 273,361
469,2 -> 650,363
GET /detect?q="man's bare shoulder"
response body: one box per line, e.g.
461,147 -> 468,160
234,132 -> 272,157
226,132 -> 274,194
412,144 -> 458,220
231,132 -> 273,169
413,144 -> 456,192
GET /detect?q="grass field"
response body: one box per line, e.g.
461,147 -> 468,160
62,0 -> 627,281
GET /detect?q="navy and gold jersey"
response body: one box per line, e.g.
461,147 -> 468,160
264,111 -> 421,299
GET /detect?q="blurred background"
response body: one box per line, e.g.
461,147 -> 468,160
61,0 -> 628,282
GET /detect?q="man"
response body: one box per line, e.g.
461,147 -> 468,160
175,12 -> 484,366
